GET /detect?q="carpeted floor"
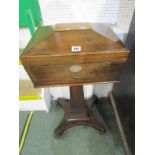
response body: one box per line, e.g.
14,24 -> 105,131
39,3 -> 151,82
19,98 -> 125,155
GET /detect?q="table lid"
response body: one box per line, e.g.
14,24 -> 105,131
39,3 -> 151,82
21,23 -> 129,58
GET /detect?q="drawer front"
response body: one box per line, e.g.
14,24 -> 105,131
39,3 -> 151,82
25,61 -> 125,87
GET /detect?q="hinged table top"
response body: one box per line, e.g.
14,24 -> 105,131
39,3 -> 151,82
21,23 -> 129,58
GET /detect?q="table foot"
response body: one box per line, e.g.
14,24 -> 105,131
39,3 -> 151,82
54,86 -> 105,138
54,115 -> 105,138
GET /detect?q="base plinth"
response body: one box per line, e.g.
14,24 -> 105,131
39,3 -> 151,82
54,85 -> 105,138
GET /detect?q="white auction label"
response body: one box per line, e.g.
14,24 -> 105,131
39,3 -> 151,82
71,46 -> 81,52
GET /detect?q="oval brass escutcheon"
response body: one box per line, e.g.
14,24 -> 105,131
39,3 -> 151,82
69,65 -> 82,73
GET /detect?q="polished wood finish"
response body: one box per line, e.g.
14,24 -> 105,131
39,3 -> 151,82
54,85 -> 105,138
20,24 -> 129,87
20,23 -> 129,138
25,61 -> 125,87
54,22 -> 91,31
21,27 -> 128,56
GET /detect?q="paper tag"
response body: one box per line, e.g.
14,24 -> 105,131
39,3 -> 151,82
71,46 -> 81,52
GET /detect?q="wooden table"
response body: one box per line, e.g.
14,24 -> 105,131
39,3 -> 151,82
20,23 -> 129,138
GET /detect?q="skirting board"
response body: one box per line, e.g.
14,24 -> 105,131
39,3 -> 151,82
19,89 -> 51,112
109,92 -> 132,155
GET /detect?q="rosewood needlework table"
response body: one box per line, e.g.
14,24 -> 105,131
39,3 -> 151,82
20,23 -> 129,138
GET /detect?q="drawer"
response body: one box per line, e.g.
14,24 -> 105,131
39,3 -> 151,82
24,61 -> 125,87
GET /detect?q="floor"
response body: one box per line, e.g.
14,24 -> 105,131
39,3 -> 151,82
19,98 -> 125,155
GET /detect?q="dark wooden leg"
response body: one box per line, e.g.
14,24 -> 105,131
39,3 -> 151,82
54,85 -> 105,138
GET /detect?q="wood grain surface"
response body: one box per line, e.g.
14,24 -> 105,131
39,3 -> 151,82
54,23 -> 91,31
20,23 -> 129,87
24,61 -> 125,87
